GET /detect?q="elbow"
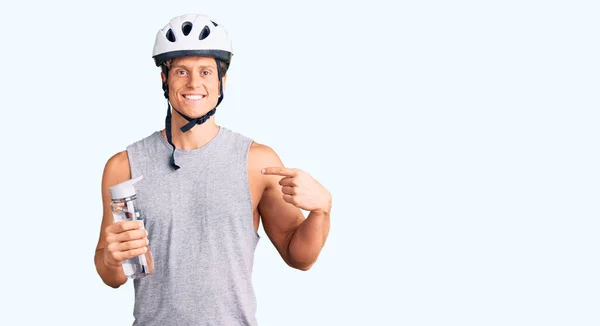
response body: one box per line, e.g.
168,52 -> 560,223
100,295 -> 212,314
285,247 -> 320,271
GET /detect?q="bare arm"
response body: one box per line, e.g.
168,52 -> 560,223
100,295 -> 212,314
285,209 -> 330,270
252,144 -> 332,271
94,151 -> 151,288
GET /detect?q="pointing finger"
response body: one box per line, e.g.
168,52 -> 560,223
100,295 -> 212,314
261,167 -> 296,177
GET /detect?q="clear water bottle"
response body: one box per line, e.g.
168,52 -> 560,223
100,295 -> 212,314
109,176 -> 153,279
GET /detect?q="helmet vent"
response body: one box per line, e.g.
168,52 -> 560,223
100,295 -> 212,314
166,29 -> 176,42
199,25 -> 210,40
182,22 -> 193,36
211,20 -> 218,27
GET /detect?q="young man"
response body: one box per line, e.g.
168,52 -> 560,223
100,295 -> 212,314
94,13 -> 332,325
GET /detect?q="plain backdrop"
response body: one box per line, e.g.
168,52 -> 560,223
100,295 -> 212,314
0,1 -> 598,325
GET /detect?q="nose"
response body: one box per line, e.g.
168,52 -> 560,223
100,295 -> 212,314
187,72 -> 203,89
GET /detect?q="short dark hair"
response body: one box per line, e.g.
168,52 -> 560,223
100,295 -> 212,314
160,58 -> 230,76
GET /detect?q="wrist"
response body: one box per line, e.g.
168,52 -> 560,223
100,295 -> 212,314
315,193 -> 332,215
312,202 -> 331,216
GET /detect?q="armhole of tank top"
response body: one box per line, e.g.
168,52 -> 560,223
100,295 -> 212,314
125,146 -> 137,179
244,139 -> 261,241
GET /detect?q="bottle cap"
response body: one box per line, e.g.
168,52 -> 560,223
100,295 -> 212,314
109,176 -> 144,200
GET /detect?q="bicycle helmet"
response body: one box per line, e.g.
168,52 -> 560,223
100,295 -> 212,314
152,13 -> 233,67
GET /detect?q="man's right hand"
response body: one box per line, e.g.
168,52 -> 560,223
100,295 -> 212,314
103,221 -> 149,268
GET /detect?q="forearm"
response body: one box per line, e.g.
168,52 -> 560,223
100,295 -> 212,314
287,209 -> 330,270
94,248 -> 128,288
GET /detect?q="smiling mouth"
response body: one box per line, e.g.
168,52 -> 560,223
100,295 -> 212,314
183,94 -> 206,100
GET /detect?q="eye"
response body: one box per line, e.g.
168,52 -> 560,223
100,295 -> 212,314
176,70 -> 188,76
202,70 -> 211,76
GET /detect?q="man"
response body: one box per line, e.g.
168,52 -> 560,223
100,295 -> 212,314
94,13 -> 332,325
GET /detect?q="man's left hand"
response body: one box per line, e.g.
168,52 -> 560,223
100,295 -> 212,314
262,167 -> 331,214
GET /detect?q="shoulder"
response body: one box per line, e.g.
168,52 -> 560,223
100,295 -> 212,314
217,126 -> 284,169
249,142 -> 283,168
128,131 -> 162,151
218,127 -> 253,145
248,142 -> 286,192
102,151 -> 131,187
105,150 -> 129,169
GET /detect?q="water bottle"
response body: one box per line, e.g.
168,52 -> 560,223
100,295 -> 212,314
109,175 -> 153,279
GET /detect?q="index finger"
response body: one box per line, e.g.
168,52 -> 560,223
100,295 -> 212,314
261,167 -> 296,177
107,220 -> 144,234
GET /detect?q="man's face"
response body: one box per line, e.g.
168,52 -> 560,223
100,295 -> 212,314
162,56 -> 225,118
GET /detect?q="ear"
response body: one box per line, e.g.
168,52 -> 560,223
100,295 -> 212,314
161,71 -> 167,84
221,75 -> 227,88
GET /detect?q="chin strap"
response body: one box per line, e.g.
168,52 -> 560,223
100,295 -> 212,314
163,58 -> 224,170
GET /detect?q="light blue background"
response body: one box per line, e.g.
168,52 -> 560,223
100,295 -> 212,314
0,1 -> 598,325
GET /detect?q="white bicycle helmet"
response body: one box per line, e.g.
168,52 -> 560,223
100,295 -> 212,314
152,13 -> 233,66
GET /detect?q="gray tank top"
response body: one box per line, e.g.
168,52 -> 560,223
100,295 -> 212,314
126,127 -> 260,326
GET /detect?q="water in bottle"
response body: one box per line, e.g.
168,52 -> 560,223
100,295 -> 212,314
109,176 -> 153,279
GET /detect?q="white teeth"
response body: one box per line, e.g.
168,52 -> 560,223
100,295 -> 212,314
184,95 -> 204,100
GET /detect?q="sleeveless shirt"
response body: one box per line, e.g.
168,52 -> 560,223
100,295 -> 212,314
126,127 -> 260,325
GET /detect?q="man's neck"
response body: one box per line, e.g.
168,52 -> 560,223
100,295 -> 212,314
162,114 -> 220,150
